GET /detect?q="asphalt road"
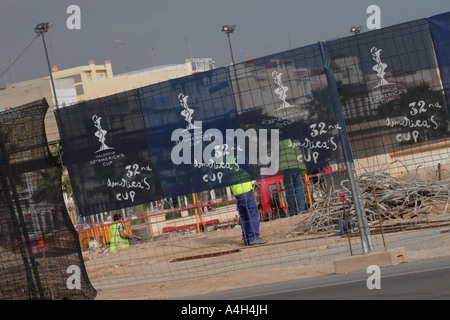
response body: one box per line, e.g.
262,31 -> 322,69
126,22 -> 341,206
176,255 -> 450,300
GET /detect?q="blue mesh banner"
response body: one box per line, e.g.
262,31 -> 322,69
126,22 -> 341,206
55,91 -> 164,216
139,67 -> 254,197
429,11 -> 450,115
326,18 -> 450,158
231,44 -> 346,176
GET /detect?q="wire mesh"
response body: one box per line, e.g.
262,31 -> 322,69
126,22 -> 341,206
75,16 -> 450,293
327,17 -> 450,253
0,99 -> 96,299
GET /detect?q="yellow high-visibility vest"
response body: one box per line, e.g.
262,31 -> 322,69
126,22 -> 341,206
279,139 -> 306,172
109,223 -> 129,251
230,181 -> 255,196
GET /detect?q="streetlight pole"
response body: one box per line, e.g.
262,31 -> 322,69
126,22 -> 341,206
35,23 -> 59,110
226,33 -> 235,65
221,24 -> 246,117
222,25 -> 237,65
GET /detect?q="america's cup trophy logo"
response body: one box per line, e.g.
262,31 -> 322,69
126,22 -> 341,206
371,47 -> 392,88
272,70 -> 294,110
92,114 -> 114,153
178,93 -> 200,131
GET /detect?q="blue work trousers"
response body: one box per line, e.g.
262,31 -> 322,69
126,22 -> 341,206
284,171 -> 305,215
235,191 -> 260,244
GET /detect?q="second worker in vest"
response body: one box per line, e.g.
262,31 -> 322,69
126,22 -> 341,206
109,213 -> 132,251
279,139 -> 307,216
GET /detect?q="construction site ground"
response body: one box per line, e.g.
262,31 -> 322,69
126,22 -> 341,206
90,213 -> 450,300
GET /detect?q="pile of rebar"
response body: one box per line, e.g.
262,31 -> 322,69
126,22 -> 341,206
294,162 -> 450,235
361,171 -> 449,222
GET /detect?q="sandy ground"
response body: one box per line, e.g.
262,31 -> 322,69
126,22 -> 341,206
91,214 -> 450,300
94,259 -> 337,300
94,246 -> 450,300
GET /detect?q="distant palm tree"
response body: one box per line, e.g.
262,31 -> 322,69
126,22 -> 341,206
31,168 -> 62,205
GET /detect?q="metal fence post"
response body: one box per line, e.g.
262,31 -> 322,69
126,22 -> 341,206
318,41 -> 374,254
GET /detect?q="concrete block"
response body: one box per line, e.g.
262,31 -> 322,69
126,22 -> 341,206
334,247 -> 407,274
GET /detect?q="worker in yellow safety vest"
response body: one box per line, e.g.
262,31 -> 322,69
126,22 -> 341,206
109,213 -> 131,251
223,154 -> 267,246
230,180 -> 267,246
279,139 -> 307,216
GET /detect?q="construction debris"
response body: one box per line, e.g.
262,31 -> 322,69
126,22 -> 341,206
293,163 -> 450,235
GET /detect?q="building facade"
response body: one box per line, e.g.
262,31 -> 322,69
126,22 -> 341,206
0,58 -> 215,142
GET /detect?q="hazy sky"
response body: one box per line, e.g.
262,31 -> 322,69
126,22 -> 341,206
1,0 -> 450,85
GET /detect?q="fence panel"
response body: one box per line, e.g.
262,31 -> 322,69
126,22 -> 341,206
77,44 -> 362,291
327,17 -> 450,253
66,15 -> 450,292
0,99 -> 96,299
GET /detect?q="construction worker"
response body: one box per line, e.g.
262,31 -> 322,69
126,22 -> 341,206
109,213 -> 131,251
230,180 -> 267,246
279,139 -> 307,216
223,151 -> 267,246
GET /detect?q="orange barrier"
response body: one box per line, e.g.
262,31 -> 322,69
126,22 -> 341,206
77,220 -> 131,251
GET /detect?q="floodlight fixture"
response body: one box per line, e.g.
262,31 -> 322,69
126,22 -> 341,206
221,24 -> 236,34
350,26 -> 363,35
34,23 -> 53,35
